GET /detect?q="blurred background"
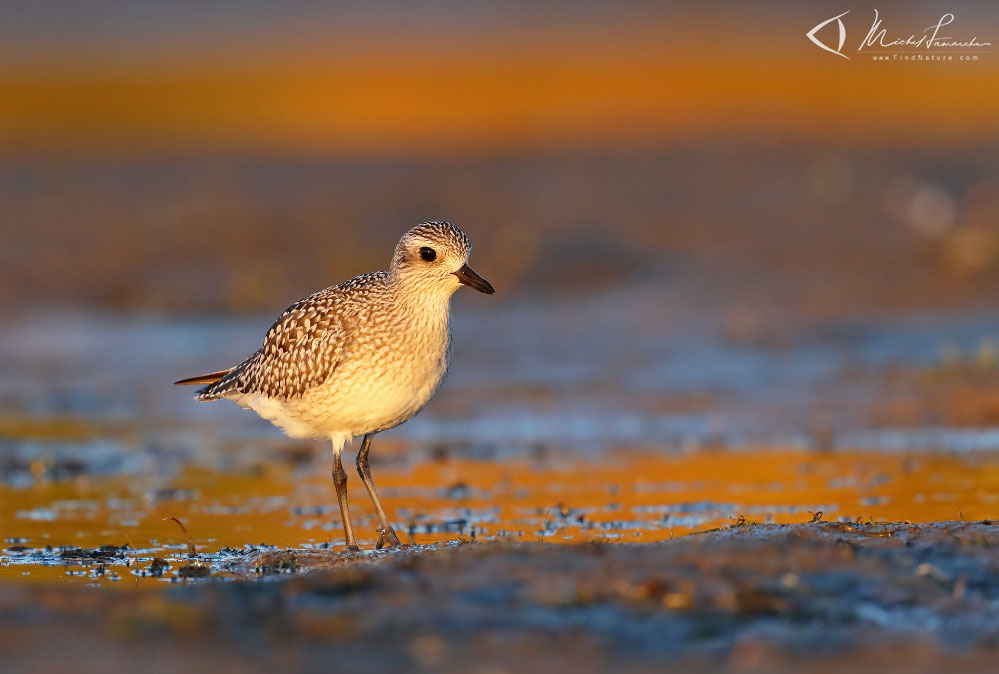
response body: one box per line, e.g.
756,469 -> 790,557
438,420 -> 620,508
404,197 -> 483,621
3,1 -> 999,556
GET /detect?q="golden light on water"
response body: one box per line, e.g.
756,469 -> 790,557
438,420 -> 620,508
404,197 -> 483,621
3,447 -> 997,585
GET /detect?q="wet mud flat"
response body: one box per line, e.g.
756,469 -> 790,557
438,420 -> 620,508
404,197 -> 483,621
3,521 -> 998,674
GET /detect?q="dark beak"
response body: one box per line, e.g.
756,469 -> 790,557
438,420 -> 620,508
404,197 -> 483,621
453,263 -> 495,294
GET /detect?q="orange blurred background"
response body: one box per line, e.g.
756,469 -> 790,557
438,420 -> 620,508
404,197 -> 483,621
2,2 -> 998,156
2,1 -> 999,319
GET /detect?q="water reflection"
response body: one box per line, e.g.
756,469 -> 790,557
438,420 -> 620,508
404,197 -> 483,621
3,446 -> 997,584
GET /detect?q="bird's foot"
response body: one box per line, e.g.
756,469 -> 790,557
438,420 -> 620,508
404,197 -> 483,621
344,543 -> 362,553
375,527 -> 402,550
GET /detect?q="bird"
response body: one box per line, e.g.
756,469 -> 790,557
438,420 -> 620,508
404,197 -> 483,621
175,221 -> 495,551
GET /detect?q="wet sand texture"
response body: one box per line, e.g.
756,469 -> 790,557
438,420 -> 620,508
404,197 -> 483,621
2,522 -> 998,674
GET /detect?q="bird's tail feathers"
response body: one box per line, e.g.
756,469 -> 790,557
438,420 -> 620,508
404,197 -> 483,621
174,368 -> 234,387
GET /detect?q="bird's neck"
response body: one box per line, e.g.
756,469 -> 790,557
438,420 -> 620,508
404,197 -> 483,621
386,277 -> 455,332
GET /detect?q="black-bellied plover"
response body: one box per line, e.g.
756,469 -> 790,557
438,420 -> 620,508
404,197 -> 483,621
175,221 -> 494,550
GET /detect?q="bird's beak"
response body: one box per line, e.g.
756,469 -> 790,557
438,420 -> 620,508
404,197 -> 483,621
453,263 -> 495,294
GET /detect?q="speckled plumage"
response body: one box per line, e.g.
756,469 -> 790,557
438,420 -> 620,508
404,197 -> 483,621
176,221 -> 493,550
192,222 -> 478,439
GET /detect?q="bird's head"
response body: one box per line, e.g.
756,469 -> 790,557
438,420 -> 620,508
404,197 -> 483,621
390,221 -> 495,296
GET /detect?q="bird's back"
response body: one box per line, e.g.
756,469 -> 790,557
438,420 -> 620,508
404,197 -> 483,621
192,269 -> 452,438
196,271 -> 389,403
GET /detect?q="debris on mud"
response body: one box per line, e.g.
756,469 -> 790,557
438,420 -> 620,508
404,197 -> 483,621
58,544 -> 128,561
2,521 -> 998,673
163,516 -> 197,557
148,557 -> 170,577
175,559 -> 211,579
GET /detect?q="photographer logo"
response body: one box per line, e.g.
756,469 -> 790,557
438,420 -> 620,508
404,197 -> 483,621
806,9 -> 991,62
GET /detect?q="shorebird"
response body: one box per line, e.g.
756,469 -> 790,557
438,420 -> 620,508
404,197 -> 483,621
175,221 -> 494,551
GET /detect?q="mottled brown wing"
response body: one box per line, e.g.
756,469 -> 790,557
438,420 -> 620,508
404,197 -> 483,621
255,296 -> 349,398
199,290 -> 349,401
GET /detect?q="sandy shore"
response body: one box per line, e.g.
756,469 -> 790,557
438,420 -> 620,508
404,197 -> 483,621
3,521 -> 997,673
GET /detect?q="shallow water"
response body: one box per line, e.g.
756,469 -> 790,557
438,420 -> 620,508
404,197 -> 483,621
2,306 -> 999,585
3,445 -> 998,585
1,287 -> 999,674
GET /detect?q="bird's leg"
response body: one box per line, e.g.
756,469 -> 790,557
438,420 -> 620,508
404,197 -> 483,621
331,441 -> 360,552
355,434 -> 402,549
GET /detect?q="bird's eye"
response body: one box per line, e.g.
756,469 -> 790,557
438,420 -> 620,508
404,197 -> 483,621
419,247 -> 437,262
